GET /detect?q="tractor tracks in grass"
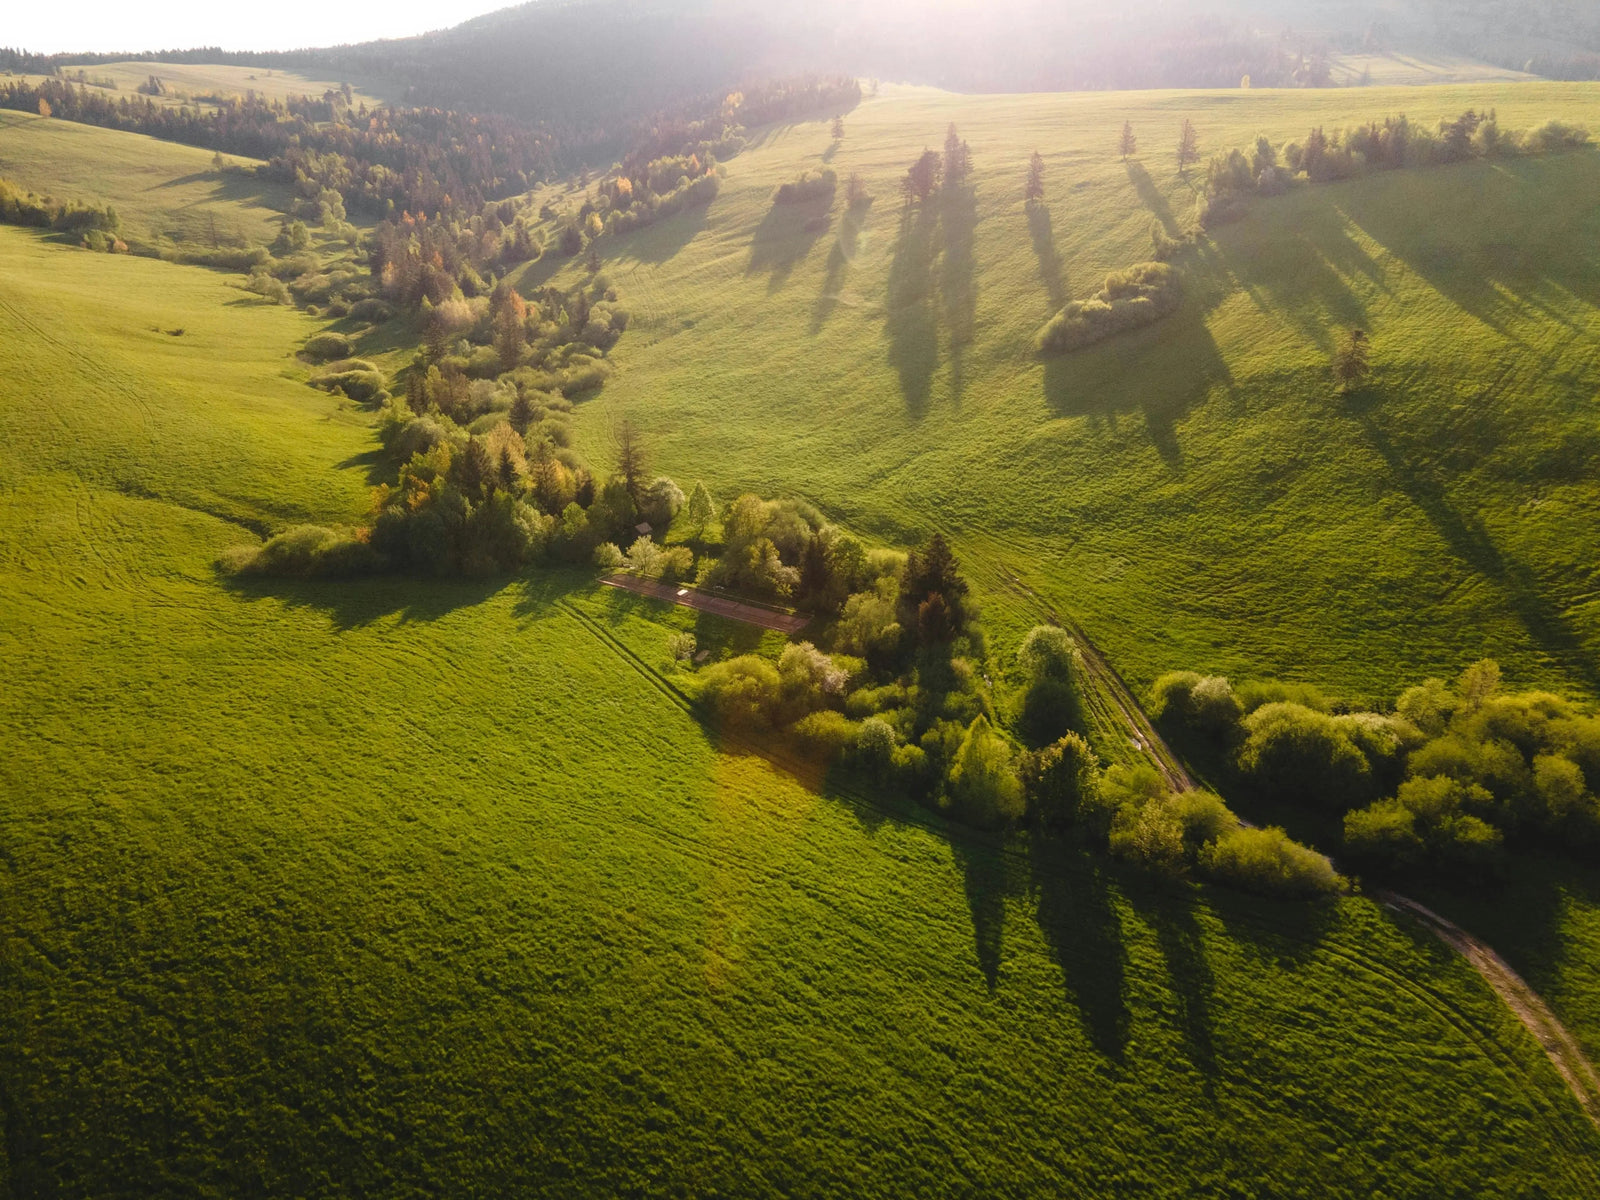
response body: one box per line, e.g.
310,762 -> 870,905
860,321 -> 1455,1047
970,539 -> 1600,1133
1380,890 -> 1600,1131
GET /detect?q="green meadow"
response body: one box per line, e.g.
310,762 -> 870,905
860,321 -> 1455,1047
0,109 -> 289,250
4,76 -> 1600,1194
556,82 -> 1600,704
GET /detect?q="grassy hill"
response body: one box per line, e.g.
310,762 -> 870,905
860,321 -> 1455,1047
546,81 -> 1600,707
0,108 -> 289,250
1,222 -> 1599,1196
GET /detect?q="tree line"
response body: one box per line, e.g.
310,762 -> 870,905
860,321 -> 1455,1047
1150,661 -> 1600,882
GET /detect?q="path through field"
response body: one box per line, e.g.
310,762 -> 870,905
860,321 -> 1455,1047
601,573 -> 812,633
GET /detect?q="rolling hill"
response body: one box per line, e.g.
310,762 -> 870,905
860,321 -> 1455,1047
3,61 -> 1600,1199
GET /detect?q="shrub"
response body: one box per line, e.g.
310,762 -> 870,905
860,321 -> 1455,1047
312,367 -> 387,403
1344,775 -> 1504,874
1151,671 -> 1241,736
1109,793 -> 1187,876
1019,677 -> 1080,747
791,711 -> 859,759
303,331 -> 352,361
699,656 -> 782,729
1035,262 -> 1181,355
348,298 -> 395,322
667,632 -> 697,662
593,541 -> 623,569
773,168 -> 837,204
1236,702 -> 1373,808
1200,827 -> 1341,897
225,525 -> 378,578
856,716 -> 898,767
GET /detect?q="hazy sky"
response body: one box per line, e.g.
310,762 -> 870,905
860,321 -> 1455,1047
6,0 -> 513,54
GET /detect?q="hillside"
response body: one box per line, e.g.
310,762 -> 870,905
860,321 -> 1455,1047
0,108 -> 289,250
1,220 -> 1598,1196
541,81 -> 1600,706
4,63 -> 1600,1196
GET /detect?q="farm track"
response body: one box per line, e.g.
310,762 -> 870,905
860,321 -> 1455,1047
879,530 -> 1600,1132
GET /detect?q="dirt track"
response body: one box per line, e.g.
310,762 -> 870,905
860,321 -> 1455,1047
599,574 -> 811,633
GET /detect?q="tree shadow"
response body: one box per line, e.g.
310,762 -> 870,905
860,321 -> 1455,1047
811,204 -> 870,333
623,202 -> 714,266
218,568 -> 512,633
939,180 -> 978,350
1026,200 -> 1066,308
1029,837 -> 1131,1060
333,448 -> 394,486
1349,402 -> 1600,695
1123,878 -> 1220,1087
746,196 -> 833,292
1039,282 -> 1235,471
1337,153 -> 1600,342
885,203 -> 939,416
951,838 -> 1009,991
1126,160 -> 1178,234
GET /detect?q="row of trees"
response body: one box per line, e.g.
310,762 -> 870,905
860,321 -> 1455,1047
1151,661 -> 1600,879
902,124 -> 973,206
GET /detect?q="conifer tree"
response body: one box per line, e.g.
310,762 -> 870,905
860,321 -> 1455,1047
1025,151 -> 1045,202
1332,328 -> 1372,393
1119,121 -> 1137,160
1176,119 -> 1199,174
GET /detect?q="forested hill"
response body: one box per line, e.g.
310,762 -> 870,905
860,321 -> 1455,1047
8,0 -> 1600,134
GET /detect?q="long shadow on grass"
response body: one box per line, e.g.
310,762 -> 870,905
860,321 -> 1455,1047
1029,837 -> 1131,1060
811,203 -> 871,333
219,570 -> 514,632
939,180 -> 978,404
1126,161 -> 1179,235
1039,269 -> 1235,470
617,203 -> 713,266
747,196 -> 834,292
1339,153 -> 1600,341
885,202 -> 940,416
1349,398 -> 1600,695
1026,201 -> 1066,309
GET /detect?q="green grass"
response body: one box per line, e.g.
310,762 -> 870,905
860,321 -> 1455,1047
0,109 -> 289,251
3,220 -> 1600,1193
552,81 -> 1600,707
20,61 -> 394,110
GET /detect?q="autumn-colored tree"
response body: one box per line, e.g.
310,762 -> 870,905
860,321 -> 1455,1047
1024,151 -> 1045,202
1119,121 -> 1137,160
1176,119 -> 1200,174
37,97 -> 51,118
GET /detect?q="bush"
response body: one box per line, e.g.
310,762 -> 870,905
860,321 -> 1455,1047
699,655 -> 782,729
1019,677 -> 1079,747
1344,775 -> 1504,874
224,525 -> 379,578
1200,827 -> 1342,897
348,298 -> 395,323
593,541 -> 623,569
773,169 -> 837,205
1035,262 -> 1181,355
312,367 -> 387,403
303,331 -> 352,361
1236,702 -> 1373,808
791,710 -> 859,759
1150,671 -> 1241,736
856,716 -> 898,768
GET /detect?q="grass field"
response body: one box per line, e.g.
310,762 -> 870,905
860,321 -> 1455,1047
6,77 -> 1600,1193
0,109 -> 288,250
3,222 -> 1600,1193
15,61 -> 393,109
548,81 -> 1600,708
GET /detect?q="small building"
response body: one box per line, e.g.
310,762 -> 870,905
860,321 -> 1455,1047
635,521 -> 653,537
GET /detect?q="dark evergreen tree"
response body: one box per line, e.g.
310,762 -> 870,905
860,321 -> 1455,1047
1025,150 -> 1045,202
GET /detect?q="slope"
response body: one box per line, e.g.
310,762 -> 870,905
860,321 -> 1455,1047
0,108 -> 289,250
557,81 -> 1600,704
2,220 -> 1600,1194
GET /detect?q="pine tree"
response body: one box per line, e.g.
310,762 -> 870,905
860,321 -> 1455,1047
1176,119 -> 1200,174
1332,328 -> 1372,393
1025,151 -> 1045,202
1118,121 -> 1137,160
831,115 -> 845,140
611,418 -> 647,507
